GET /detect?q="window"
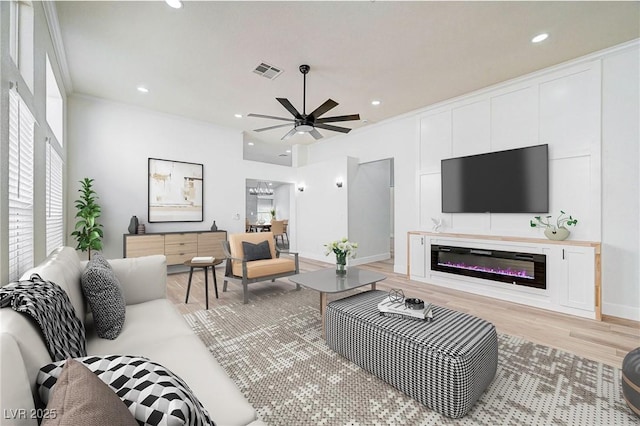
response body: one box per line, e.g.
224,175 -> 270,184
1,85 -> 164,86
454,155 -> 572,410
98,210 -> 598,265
46,141 -> 64,255
8,88 -> 35,281
45,54 -> 64,145
256,197 -> 274,223
9,0 -> 35,92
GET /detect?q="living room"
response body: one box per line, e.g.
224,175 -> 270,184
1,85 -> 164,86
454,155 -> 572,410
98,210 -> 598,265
1,1 -> 639,425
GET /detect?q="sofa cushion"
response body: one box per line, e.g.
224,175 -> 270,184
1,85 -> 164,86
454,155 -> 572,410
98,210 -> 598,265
38,355 -> 216,426
81,257 -> 126,340
42,359 -> 137,426
242,240 -> 272,261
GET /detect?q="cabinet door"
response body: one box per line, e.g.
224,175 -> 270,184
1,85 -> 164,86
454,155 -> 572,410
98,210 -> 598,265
557,246 -> 595,312
409,234 -> 427,278
197,232 -> 226,259
124,235 -> 165,258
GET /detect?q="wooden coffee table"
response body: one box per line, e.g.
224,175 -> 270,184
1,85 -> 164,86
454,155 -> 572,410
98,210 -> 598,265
289,267 -> 387,338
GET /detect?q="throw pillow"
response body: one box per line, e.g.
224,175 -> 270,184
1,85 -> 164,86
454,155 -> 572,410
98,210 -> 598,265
37,355 -> 215,426
81,259 -> 126,339
242,240 -> 272,261
42,359 -> 137,426
90,252 -> 112,270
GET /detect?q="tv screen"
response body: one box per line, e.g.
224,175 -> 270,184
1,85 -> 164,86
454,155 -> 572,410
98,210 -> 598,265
441,144 -> 548,213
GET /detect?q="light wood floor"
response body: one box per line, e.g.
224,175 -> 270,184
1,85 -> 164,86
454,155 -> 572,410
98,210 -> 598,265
167,257 -> 640,368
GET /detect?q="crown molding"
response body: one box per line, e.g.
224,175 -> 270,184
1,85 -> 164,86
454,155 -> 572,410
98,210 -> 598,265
42,1 -> 73,94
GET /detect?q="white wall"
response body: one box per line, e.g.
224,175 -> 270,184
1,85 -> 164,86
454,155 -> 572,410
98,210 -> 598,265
67,95 -> 297,259
308,117 -> 419,273
295,157 -> 351,262
601,46 -> 640,320
305,41 -> 640,321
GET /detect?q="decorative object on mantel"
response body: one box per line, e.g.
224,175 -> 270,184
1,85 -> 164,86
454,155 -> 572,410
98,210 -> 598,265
128,216 -> 139,234
210,220 -> 218,231
431,217 -> 442,233
530,210 -> 578,241
324,238 -> 358,275
71,178 -> 104,259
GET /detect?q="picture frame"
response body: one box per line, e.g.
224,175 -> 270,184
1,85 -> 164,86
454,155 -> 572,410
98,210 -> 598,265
148,158 -> 203,222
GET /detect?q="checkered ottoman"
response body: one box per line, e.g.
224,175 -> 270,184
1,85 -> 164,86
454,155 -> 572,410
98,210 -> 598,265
325,290 -> 498,418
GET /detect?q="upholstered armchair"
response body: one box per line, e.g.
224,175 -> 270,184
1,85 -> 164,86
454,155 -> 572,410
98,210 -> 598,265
221,232 -> 299,304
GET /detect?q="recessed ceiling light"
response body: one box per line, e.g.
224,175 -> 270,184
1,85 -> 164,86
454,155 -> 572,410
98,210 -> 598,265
297,131 -> 305,135
234,114 -> 242,118
286,150 -> 291,153
165,0 -> 183,9
247,142 -> 254,146
136,86 -> 149,93
371,100 -> 381,106
531,33 -> 549,43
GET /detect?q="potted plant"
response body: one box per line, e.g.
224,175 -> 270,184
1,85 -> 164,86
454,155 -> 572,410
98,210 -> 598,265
530,210 -> 578,241
270,208 -> 276,220
71,178 -> 104,259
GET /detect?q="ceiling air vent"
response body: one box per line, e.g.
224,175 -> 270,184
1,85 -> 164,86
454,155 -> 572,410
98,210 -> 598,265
253,62 -> 283,80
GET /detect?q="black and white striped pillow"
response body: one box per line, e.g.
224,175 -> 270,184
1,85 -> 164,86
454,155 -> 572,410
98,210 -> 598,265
37,355 -> 215,426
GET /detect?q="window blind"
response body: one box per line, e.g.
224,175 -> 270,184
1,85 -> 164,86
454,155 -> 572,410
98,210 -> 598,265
8,89 -> 35,281
46,141 -> 64,255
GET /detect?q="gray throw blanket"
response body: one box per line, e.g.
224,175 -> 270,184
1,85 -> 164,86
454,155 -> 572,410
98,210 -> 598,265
0,274 -> 86,361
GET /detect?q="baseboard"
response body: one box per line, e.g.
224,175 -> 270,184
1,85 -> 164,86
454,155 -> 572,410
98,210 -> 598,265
602,302 -> 640,322
349,253 -> 390,266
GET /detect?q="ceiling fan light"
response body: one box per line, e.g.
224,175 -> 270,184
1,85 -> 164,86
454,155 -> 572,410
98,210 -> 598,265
296,124 -> 314,133
165,0 -> 183,9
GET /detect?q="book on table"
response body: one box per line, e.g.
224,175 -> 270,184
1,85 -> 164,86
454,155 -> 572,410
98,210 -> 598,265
191,256 -> 215,263
377,296 -> 433,321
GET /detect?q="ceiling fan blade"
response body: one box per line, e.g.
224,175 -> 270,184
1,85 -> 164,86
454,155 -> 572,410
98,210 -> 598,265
281,127 -> 298,140
309,99 -> 338,119
247,113 -> 295,122
253,123 -> 294,132
315,123 -> 353,134
316,114 -> 360,123
276,98 -> 302,118
309,128 -> 323,140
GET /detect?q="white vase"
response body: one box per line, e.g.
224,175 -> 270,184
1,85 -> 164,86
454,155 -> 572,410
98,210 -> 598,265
544,227 -> 570,241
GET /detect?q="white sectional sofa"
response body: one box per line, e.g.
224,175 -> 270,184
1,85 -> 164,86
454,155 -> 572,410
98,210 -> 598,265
0,247 -> 264,426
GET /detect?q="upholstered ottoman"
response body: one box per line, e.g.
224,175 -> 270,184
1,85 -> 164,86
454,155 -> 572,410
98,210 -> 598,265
623,347 -> 640,417
325,290 -> 498,418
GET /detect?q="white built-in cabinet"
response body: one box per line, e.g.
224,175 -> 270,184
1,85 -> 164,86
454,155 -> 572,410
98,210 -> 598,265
407,232 -> 601,320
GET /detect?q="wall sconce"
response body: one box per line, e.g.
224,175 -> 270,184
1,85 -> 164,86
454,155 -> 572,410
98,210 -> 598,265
297,184 -> 305,192
336,179 -> 343,188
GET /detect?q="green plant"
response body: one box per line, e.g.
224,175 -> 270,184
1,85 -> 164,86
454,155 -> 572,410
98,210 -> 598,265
530,210 -> 578,231
71,178 -> 103,258
270,208 -> 276,218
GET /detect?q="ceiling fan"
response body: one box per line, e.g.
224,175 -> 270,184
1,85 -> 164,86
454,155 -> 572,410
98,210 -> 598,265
249,64 -> 360,140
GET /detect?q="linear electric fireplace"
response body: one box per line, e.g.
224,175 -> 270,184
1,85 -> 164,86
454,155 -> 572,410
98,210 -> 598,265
431,245 -> 546,289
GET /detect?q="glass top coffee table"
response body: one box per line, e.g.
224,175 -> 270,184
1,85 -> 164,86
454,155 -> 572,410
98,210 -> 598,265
289,267 -> 387,338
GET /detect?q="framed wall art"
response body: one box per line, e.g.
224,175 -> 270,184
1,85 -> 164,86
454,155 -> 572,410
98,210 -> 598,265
148,158 -> 203,222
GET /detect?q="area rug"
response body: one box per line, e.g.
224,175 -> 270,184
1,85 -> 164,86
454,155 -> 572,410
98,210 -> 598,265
183,288 -> 636,425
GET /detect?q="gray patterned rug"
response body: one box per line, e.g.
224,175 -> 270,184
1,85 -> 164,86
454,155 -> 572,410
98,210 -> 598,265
183,288 -> 636,425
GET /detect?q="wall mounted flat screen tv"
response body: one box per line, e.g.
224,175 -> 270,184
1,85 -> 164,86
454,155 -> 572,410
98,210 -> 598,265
441,144 -> 548,213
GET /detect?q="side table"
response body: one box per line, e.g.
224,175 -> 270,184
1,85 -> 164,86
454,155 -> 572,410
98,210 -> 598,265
184,258 -> 224,309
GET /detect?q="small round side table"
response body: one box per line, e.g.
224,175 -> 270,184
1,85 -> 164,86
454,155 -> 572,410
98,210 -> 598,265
183,258 -> 224,310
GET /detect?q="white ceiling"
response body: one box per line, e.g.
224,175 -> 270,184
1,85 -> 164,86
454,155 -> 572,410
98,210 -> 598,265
54,1 -> 639,160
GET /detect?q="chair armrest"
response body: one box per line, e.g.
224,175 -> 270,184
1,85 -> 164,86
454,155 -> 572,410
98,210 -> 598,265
275,249 -> 299,273
108,255 -> 167,305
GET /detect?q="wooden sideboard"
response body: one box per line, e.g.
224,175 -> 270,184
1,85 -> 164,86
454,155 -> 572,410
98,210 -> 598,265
123,230 -> 227,265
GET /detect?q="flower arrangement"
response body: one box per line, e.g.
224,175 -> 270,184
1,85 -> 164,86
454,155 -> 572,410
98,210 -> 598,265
325,238 -> 358,274
530,210 -> 578,231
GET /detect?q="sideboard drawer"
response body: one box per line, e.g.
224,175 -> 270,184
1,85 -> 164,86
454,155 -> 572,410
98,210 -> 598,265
124,235 -> 165,258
